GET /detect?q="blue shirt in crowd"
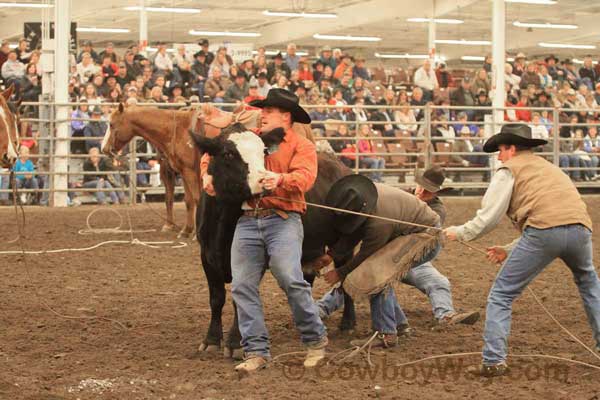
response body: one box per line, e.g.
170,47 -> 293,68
13,159 -> 35,181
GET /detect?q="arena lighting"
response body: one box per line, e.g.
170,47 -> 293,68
124,6 -> 201,14
189,30 -> 261,38
538,42 -> 596,49
313,34 -> 382,42
505,0 -> 556,4
76,27 -> 130,33
0,2 -> 53,8
262,10 -> 337,18
461,55 -> 485,61
8,43 -> 17,49
513,21 -> 578,29
435,39 -> 491,46
375,52 -> 428,59
407,18 -> 464,24
252,50 -> 309,56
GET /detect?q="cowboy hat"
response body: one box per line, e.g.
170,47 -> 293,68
249,88 -> 311,124
415,165 -> 452,193
515,52 -> 526,59
482,123 -> 547,153
325,174 -> 378,234
545,54 -> 559,63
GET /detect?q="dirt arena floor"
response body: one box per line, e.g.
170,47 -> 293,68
2,198 -> 600,400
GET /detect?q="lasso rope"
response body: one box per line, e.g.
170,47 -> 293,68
0,207 -> 188,255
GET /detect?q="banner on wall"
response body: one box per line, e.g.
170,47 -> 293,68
24,22 -> 77,52
174,42 -> 254,64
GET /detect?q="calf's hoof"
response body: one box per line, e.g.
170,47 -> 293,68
177,228 -> 194,239
224,346 -> 244,360
161,224 -> 176,232
198,342 -> 221,353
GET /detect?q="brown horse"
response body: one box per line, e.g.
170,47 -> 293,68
0,85 -> 20,168
102,103 -> 313,237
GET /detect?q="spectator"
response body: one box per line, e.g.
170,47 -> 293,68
562,59 -> 579,89
198,39 -> 215,66
272,74 -> 289,91
82,147 -> 121,205
83,106 -> 107,152
559,115 -> 585,181
284,43 -> 300,71
173,44 -> 193,68
2,50 -> 25,90
98,42 -> 117,63
209,46 -> 232,78
435,63 -> 453,89
204,67 -> 232,102
450,77 -> 476,119
75,52 -> 100,85
254,54 -> 268,77
471,69 -> 490,97
520,62 -> 541,89
239,59 -> 255,81
154,43 -> 175,76
77,40 -> 99,63
473,90 -> 492,122
309,101 -> 329,132
288,70 -> 301,93
318,45 -> 336,70
515,93 -> 532,122
432,115 -> 456,143
483,55 -> 492,73
21,64 -> 41,102
13,146 -> 39,204
529,112 -> 549,140
82,82 -> 99,103
100,53 -> 118,78
410,87 -> 427,122
545,55 -> 562,82
512,52 -> 526,77
505,63 -> 521,93
298,60 -> 314,83
150,86 -> 167,103
255,72 -> 271,98
191,50 -> 209,99
243,81 -> 263,104
224,72 -> 249,103
0,41 -> 9,72
334,53 -> 353,80
332,123 -> 356,167
115,62 -> 129,89
123,50 -> 141,81
538,64 -> 553,89
394,102 -> 417,135
413,59 -> 438,102
532,89 -> 553,109
352,55 -> 370,81
579,56 -> 597,90
357,124 -> 385,182
584,125 -> 600,179
15,38 -> 32,64
267,52 -> 290,82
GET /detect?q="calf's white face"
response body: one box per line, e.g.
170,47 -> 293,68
228,131 -> 267,194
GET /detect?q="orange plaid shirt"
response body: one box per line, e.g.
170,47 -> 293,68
200,127 -> 317,213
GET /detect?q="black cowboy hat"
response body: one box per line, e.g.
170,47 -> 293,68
325,174 -> 378,235
249,88 -> 311,124
415,165 -> 452,193
193,50 -> 206,58
198,39 -> 209,47
483,123 -> 548,153
545,54 -> 559,63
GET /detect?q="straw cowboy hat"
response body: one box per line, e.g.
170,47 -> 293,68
483,123 -> 547,153
325,174 -> 378,234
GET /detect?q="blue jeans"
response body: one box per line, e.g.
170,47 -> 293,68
318,262 -> 452,324
0,170 -> 9,201
231,213 -> 326,358
559,155 -> 582,180
361,156 -> 385,182
83,179 -> 118,204
483,224 -> 600,365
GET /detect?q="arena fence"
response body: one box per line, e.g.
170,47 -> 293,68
1,101 -> 598,206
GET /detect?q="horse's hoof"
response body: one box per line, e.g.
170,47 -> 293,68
224,347 -> 244,360
161,224 -> 176,232
198,342 -> 220,353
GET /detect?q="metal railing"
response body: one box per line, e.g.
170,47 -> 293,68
2,101 -> 600,206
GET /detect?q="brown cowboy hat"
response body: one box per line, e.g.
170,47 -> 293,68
325,174 -> 378,234
415,165 -> 452,193
483,123 -> 547,153
249,88 -> 311,124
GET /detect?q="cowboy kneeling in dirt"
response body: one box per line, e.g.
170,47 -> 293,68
316,168 -> 479,342
444,123 -> 600,377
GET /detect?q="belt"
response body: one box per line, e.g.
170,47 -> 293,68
242,208 -> 289,219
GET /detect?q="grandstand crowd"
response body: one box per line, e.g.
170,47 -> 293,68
2,37 -> 600,206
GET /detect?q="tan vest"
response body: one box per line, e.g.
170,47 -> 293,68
501,152 -> 592,232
